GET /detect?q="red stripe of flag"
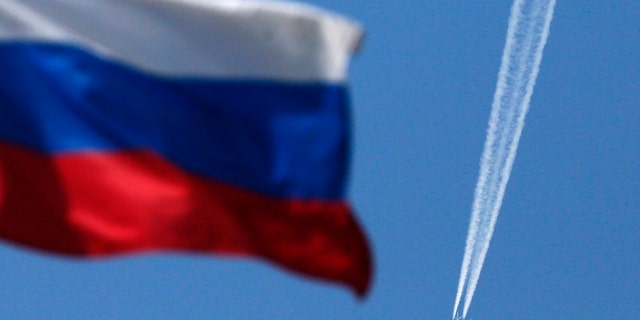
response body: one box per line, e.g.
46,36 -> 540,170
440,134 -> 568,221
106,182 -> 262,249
0,141 -> 371,296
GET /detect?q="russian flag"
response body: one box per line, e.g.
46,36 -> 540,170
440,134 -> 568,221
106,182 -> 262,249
0,0 -> 371,296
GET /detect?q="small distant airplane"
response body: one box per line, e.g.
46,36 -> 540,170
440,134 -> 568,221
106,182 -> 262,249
452,313 -> 464,320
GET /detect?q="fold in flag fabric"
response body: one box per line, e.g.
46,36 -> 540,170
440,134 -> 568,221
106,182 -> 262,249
0,0 -> 371,296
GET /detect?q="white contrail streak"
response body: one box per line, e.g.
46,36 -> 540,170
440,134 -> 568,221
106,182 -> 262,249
452,0 -> 555,318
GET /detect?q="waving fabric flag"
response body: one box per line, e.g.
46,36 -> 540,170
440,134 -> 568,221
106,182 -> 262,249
0,0 -> 371,296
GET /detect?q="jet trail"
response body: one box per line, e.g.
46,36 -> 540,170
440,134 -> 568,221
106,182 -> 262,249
452,0 -> 555,318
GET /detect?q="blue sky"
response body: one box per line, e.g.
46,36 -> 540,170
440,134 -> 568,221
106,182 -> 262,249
1,1 -> 638,319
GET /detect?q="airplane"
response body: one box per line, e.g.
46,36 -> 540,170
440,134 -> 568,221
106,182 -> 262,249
452,313 -> 464,320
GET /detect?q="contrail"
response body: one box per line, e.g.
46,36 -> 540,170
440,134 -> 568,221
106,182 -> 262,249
452,0 -> 556,318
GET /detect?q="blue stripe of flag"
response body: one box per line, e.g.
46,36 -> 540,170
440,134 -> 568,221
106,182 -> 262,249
0,43 -> 350,199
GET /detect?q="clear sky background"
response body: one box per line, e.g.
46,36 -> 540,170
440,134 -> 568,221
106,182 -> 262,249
1,1 -> 638,319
